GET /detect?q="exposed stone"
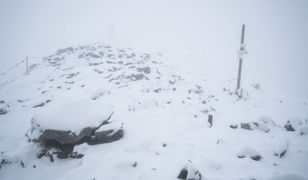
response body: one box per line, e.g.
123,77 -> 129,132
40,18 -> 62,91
132,162 -> 138,168
299,126 -> 308,135
177,165 -> 202,180
88,129 -> 124,145
30,113 -> 124,161
240,123 -> 253,130
0,107 -> 7,115
153,88 -> 161,93
238,147 -> 262,161
137,67 -> 151,74
127,74 -> 145,81
229,124 -> 238,129
178,168 -> 188,179
0,159 -> 11,169
251,155 -> 261,161
284,121 -> 295,131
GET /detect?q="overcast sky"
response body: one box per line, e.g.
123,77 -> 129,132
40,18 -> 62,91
0,0 -> 308,98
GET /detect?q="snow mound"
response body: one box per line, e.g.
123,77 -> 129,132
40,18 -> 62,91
269,174 -> 306,180
31,100 -> 113,134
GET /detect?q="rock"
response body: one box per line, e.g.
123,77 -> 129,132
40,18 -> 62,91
128,74 -> 145,81
132,162 -> 137,168
274,141 -> 288,158
238,147 -> 262,161
56,47 -> 74,54
240,121 -> 270,133
88,129 -> 124,145
240,123 -> 253,130
299,126 -> 308,135
0,106 -> 7,115
33,100 -> 51,108
20,160 -> 25,168
284,118 -> 304,131
137,67 -> 151,74
250,155 -> 261,161
27,101 -> 124,160
252,83 -> 260,90
177,165 -> 202,180
178,168 -> 188,179
252,122 -> 271,133
0,159 -> 11,169
258,116 -> 276,126
229,124 -> 238,129
153,88 -> 161,93
284,121 -> 295,131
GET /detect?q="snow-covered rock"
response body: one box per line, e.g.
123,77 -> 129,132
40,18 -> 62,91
177,164 -> 202,180
284,118 -> 304,131
30,100 -> 113,135
238,147 -> 262,161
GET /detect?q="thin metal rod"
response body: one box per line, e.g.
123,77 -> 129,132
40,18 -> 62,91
236,24 -> 245,90
236,58 -> 243,90
26,56 -> 29,75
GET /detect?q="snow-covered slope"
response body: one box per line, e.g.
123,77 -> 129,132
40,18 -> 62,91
0,43 -> 307,180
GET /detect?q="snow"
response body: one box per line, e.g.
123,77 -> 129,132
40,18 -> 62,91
31,100 -> 113,134
0,41 -> 307,180
269,174 -> 307,180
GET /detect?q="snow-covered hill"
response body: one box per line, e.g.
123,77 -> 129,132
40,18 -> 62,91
0,43 -> 307,180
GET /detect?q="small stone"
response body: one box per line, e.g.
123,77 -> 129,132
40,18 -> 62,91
20,160 -> 25,168
132,162 -> 137,168
230,124 -> 238,129
241,123 -> 253,130
251,155 -> 261,161
153,88 -> 161,93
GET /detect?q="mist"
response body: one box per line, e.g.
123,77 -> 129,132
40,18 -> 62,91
1,0 -> 308,98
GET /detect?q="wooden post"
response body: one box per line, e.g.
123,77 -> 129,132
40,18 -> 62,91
236,24 -> 246,91
26,56 -> 29,75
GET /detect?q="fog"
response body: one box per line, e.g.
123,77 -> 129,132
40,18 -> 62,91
1,0 -> 308,98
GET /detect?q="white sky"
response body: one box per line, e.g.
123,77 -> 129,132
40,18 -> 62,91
0,0 -> 308,98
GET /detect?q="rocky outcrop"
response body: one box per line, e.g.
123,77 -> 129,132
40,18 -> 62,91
27,113 -> 124,161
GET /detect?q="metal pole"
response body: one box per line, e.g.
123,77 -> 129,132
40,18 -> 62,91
236,24 -> 246,90
26,56 -> 29,75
